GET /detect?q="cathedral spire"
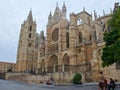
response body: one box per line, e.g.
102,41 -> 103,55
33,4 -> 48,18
40,31 -> 45,41
54,2 -> 61,15
48,11 -> 52,19
56,2 -> 59,10
52,2 -> 62,23
94,10 -> 97,20
27,10 -> 33,22
62,1 -> 66,11
62,1 -> 66,19
103,10 -> 105,16
48,11 -> 52,25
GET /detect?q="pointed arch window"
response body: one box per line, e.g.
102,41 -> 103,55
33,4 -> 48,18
87,17 -> 91,25
66,32 -> 69,48
29,33 -> 31,38
52,28 -> 59,41
89,35 -> 92,41
77,18 -> 82,25
63,54 -> 70,72
29,43 -> 32,47
78,32 -> 82,43
41,59 -> 45,74
30,26 -> 32,31
48,55 -> 58,73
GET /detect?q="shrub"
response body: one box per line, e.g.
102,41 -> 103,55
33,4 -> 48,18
73,72 -> 82,84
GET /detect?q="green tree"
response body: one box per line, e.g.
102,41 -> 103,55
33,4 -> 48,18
73,73 -> 82,84
102,6 -> 120,67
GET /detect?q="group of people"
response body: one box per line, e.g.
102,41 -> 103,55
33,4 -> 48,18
98,71 -> 116,90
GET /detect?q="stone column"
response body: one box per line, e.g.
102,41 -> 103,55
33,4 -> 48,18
62,64 -> 64,72
53,65 -> 56,73
45,67 -> 47,73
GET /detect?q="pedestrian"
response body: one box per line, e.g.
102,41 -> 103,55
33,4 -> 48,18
104,78 -> 108,90
115,79 -> 117,82
108,78 -> 116,90
98,71 -> 106,90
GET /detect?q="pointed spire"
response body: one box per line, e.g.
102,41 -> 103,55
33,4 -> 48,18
55,2 -> 61,13
103,10 -> 105,16
49,11 -> 52,17
62,1 -> 66,11
56,2 -> 59,9
83,7 -> 85,11
63,1 -> 66,7
48,11 -> 52,20
94,10 -> 97,20
48,11 -> 52,25
40,31 -> 45,44
27,10 -> 33,22
54,2 -> 61,17
62,1 -> 66,19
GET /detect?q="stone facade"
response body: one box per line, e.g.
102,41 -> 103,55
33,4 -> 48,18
16,3 -> 120,82
0,62 -> 16,73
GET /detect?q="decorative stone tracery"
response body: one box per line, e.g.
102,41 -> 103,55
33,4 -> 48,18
52,28 -> 59,41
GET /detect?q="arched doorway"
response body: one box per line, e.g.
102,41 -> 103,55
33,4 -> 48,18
63,54 -> 70,72
40,59 -> 45,75
48,54 -> 58,73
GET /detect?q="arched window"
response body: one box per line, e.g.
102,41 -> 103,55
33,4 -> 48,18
78,32 -> 82,43
87,17 -> 90,25
63,54 -> 70,72
29,33 -> 31,38
48,54 -> 58,73
89,35 -> 92,41
66,32 -> 69,48
41,60 -> 45,74
30,26 -> 32,31
29,43 -> 31,47
52,28 -> 59,41
77,18 -> 82,25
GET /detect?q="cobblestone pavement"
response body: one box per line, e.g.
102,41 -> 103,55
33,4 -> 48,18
0,79 -> 120,90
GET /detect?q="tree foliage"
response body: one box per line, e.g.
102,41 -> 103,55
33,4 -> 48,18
102,6 -> 120,67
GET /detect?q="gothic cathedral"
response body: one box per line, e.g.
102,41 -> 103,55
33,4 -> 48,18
16,3 -> 120,82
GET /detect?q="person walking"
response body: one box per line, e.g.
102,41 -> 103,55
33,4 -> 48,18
98,71 -> 106,90
108,78 -> 116,90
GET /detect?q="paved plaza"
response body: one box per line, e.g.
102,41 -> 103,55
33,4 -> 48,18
0,79 -> 120,90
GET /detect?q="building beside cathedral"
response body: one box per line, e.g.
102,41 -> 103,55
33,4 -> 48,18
16,2 -> 120,82
0,62 -> 16,73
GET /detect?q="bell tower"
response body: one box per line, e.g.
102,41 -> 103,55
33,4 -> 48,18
16,10 -> 37,72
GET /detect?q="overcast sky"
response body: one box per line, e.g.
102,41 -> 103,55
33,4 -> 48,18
0,0 -> 119,63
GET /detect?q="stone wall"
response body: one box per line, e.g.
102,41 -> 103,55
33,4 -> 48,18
5,72 -> 80,84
